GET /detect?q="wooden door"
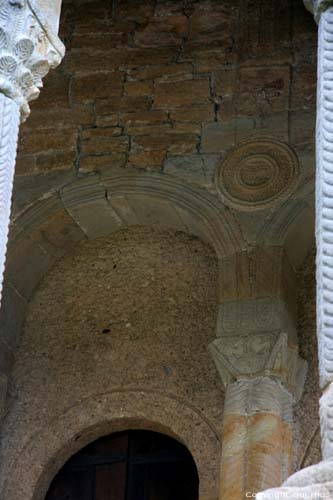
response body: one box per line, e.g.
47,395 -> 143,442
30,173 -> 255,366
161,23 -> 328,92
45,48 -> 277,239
45,431 -> 198,500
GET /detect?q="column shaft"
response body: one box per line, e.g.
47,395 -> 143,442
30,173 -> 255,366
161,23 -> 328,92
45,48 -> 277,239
0,94 -> 20,302
220,378 -> 293,499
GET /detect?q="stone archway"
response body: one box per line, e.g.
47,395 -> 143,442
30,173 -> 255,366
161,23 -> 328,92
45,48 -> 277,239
2,391 -> 220,500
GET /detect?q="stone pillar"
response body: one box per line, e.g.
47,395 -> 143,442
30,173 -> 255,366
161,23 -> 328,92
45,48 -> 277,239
257,1 -> 333,498
210,332 -> 306,499
0,0 -> 64,417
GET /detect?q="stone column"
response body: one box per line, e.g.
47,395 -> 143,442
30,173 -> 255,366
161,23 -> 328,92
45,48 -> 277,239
210,332 -> 306,500
257,1 -> 333,498
0,0 -> 64,418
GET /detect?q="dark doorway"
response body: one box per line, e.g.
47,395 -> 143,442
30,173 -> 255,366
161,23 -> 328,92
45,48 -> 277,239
45,430 -> 199,500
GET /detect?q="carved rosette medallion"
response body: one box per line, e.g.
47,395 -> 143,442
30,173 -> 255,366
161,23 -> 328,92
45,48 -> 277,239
0,0 -> 65,121
215,138 -> 299,210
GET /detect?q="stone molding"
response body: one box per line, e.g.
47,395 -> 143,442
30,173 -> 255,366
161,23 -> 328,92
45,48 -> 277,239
0,0 -> 65,121
304,0 -> 333,22
209,331 -> 307,402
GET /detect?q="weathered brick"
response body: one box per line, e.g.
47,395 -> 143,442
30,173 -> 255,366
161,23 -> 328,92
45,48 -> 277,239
237,65 -> 291,116
79,153 -> 127,172
71,33 -> 129,50
154,79 -> 211,107
35,151 -> 77,172
128,63 -> 193,81
24,106 -> 94,129
82,127 -> 122,140
121,110 -> 168,126
134,15 -> 187,48
96,114 -> 119,128
169,104 -> 214,122
125,124 -> 172,135
19,128 -> 78,155
33,71 -> 70,108
72,72 -> 124,102
124,81 -> 153,96
15,154 -> 36,175
129,150 -> 166,167
96,96 -> 151,114
81,129 -> 129,155
132,134 -> 198,154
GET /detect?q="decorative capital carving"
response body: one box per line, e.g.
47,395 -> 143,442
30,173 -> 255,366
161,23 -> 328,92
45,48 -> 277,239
304,0 -> 333,22
209,332 -> 307,402
0,0 -> 65,121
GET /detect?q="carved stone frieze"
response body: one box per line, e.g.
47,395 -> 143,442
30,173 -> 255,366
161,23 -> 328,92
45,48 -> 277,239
215,138 -> 299,211
0,0 -> 65,121
209,331 -> 307,401
216,297 -> 297,341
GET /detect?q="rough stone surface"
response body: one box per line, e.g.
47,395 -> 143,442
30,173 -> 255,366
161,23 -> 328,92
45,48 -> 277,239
0,226 -> 221,500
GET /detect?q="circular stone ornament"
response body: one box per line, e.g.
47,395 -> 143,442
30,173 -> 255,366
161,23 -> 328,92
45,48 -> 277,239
215,138 -> 299,210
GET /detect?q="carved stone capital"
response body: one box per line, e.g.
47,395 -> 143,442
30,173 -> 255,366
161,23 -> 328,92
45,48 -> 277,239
209,331 -> 307,402
304,0 -> 333,22
0,0 -> 65,121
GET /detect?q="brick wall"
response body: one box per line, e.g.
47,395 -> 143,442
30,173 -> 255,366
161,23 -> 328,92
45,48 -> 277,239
16,0 -> 317,186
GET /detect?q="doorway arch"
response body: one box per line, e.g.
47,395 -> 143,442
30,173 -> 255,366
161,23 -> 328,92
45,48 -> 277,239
45,430 -> 199,500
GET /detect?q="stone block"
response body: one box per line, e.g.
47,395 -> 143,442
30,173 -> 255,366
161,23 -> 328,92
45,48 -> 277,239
154,80 -> 211,108
169,104 -> 215,122
237,65 -> 291,116
5,235 -> 51,300
71,33 -> 129,50
80,153 -> 127,172
132,134 -> 198,154
28,208 -> 85,259
291,63 -> 317,111
128,63 -> 193,81
125,195 -> 186,231
81,129 -> 128,155
129,150 -> 166,168
60,177 -> 123,238
35,150 -> 77,173
0,283 -> 27,350
121,110 -> 168,126
72,72 -> 124,102
19,128 -> 78,156
134,15 -> 187,48
216,297 -> 297,343
25,105 -> 94,129
201,121 -> 235,153
163,154 -> 217,187
124,81 -> 153,96
96,96 -> 151,114
96,114 -> 119,128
